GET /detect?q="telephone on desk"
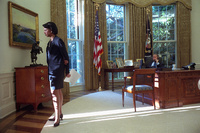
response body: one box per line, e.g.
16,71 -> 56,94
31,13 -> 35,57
182,62 -> 196,70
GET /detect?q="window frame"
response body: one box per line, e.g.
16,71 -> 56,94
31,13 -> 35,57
106,3 -> 128,80
152,4 -> 177,68
66,0 -> 85,86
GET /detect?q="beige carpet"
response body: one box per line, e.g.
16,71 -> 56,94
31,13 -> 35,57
42,90 -> 200,133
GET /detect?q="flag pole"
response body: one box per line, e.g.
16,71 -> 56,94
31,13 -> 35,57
145,7 -> 152,58
94,3 -> 102,91
145,8 -> 150,53
97,4 -> 102,92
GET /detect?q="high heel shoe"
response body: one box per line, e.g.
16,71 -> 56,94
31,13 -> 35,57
48,114 -> 63,121
54,121 -> 60,127
60,113 -> 63,120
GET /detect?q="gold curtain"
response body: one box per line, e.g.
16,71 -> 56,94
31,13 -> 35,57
176,2 -> 191,67
128,4 -> 152,61
84,0 -> 108,90
98,3 -> 108,90
50,0 -> 69,96
91,0 -> 191,9
51,0 -> 68,46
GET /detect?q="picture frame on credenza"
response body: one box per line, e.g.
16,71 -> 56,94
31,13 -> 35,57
116,58 -> 124,68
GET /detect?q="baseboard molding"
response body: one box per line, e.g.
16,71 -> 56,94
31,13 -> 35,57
70,85 -> 84,92
0,72 -> 16,119
0,102 -> 16,119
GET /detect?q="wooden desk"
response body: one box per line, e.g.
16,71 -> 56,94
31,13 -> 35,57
140,69 -> 200,109
157,69 -> 200,108
104,67 -> 135,91
104,68 -> 200,109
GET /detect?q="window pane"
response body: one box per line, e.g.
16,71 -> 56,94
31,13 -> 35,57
153,5 -> 176,41
159,21 -> 167,40
70,13 -> 75,26
107,30 -> 110,41
111,55 -> 118,62
117,30 -> 124,41
168,42 -> 175,53
66,0 -> 84,85
107,4 -> 126,80
117,19 -> 124,29
152,22 -> 159,41
106,4 -> 125,42
153,42 -> 161,54
118,72 -> 124,79
66,0 -> 76,12
169,17 -> 175,30
110,19 -> 117,29
118,43 -> 124,54
66,0 -> 78,40
152,5 -> 176,68
111,43 -> 117,54
152,6 -> 159,16
110,30 -> 116,41
166,5 -> 174,16
108,43 -> 111,54
67,40 -> 84,84
159,6 -> 166,17
167,29 -> 174,40
67,26 -> 76,39
159,43 -> 167,54
168,54 -> 175,65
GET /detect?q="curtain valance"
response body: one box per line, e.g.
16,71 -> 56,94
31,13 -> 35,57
92,0 -> 191,9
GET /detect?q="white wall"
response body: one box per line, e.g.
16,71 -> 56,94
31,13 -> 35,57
0,0 -> 50,119
191,0 -> 200,66
0,0 -> 50,74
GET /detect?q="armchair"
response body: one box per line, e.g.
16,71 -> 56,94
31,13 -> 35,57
122,68 -> 156,112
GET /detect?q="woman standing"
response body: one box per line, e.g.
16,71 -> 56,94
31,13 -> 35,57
43,22 -> 70,127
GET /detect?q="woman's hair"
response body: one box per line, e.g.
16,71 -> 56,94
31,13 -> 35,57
42,22 -> 58,35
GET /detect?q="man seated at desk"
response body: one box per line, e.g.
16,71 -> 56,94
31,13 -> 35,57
144,54 -> 163,68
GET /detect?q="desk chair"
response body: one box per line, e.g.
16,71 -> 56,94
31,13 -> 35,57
122,68 -> 156,112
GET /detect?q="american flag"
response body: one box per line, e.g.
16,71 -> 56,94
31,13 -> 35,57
145,13 -> 152,57
93,10 -> 103,75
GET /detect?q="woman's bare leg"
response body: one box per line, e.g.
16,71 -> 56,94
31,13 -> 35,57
51,89 -> 61,124
59,89 -> 63,116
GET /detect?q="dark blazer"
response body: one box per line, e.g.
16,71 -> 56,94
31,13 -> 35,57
144,57 -> 163,68
46,36 -> 69,77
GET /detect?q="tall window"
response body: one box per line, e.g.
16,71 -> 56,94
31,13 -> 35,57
106,4 -> 126,79
66,0 -> 84,85
152,5 -> 176,68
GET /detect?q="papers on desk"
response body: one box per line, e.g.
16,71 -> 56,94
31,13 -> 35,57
64,69 -> 81,85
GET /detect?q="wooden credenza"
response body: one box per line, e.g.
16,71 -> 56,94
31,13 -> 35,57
15,66 -> 51,111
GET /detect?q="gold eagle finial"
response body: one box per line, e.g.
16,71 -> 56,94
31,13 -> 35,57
146,8 -> 150,15
95,3 -> 100,11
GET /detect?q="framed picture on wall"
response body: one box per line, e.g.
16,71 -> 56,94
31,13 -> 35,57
8,2 -> 39,48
